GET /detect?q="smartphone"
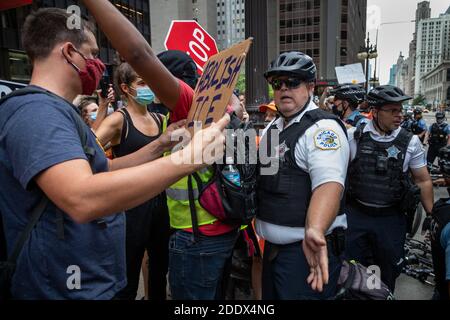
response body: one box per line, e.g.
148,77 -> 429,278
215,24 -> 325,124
99,70 -> 109,98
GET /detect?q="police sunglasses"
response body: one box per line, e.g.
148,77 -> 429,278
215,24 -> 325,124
269,78 -> 303,91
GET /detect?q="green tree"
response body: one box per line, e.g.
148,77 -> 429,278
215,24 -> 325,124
412,94 -> 426,106
235,73 -> 246,95
268,84 -> 274,100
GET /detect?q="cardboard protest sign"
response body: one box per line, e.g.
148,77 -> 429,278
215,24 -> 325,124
186,38 -> 252,135
335,63 -> 366,85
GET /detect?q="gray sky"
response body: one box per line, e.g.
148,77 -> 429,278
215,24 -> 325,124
366,0 -> 449,84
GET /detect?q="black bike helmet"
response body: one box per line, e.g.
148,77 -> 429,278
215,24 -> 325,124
413,108 -> 422,116
264,51 -> 316,81
436,111 -> 445,119
439,146 -> 450,176
367,85 -> 411,108
331,84 -> 366,105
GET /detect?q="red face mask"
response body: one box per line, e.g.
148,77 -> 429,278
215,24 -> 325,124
63,46 -> 106,95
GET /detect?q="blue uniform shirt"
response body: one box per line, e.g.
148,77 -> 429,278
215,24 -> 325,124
0,88 -> 126,299
417,119 -> 428,131
346,110 -> 368,127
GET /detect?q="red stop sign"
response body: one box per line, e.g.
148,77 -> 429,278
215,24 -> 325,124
164,20 -> 219,75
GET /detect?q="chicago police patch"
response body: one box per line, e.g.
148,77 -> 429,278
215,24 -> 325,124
314,129 -> 341,150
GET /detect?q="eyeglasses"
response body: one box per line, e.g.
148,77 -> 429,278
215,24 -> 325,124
269,78 -> 303,91
379,108 -> 403,115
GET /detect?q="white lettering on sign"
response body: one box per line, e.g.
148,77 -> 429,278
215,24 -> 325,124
188,28 -> 214,72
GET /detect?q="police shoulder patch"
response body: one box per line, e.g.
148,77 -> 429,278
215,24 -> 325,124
314,129 -> 341,150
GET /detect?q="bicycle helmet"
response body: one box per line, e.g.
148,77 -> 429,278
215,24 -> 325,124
331,84 -> 366,105
436,111 -> 445,120
413,108 -> 422,116
264,51 -> 316,81
367,85 -> 411,108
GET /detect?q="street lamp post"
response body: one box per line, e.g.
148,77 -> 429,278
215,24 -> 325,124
357,33 -> 378,92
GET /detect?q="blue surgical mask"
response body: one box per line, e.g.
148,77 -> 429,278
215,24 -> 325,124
133,86 -> 155,106
90,111 -> 97,121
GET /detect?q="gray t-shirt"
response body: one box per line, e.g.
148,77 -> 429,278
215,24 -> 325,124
0,87 -> 126,299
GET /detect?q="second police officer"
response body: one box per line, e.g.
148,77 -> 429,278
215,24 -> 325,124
345,85 -> 434,292
330,84 -> 368,128
411,108 -> 428,143
426,111 -> 450,167
256,52 -> 349,299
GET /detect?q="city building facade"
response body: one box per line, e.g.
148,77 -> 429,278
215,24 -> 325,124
0,0 -> 151,83
389,64 -> 397,86
415,10 -> 450,95
216,0 -> 245,51
395,52 -> 410,94
421,61 -> 450,108
278,0 -> 367,85
150,0 -> 217,54
407,1 -> 431,96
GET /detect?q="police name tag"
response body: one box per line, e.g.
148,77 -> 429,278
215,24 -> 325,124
314,129 -> 341,150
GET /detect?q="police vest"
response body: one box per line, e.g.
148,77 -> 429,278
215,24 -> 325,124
166,167 -> 217,229
348,125 -> 413,207
257,108 -> 347,228
429,123 -> 448,147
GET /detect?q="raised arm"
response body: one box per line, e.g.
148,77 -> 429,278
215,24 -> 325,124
82,0 -> 180,110
94,112 -> 123,147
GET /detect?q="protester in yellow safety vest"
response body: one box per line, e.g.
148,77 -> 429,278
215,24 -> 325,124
165,95 -> 244,300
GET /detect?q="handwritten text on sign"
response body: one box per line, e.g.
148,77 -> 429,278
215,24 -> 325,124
186,38 -> 252,133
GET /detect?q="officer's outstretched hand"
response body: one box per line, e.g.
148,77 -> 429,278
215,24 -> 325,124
303,227 -> 328,292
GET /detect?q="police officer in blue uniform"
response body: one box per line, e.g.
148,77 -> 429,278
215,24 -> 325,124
411,108 -> 427,143
330,84 -> 368,128
426,112 -> 450,166
256,52 -> 350,299
345,85 -> 434,292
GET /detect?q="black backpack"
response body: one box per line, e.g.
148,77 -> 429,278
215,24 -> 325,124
0,86 -> 95,300
335,260 -> 395,300
187,113 -> 258,240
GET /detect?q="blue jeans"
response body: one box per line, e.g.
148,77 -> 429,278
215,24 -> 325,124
168,229 -> 238,300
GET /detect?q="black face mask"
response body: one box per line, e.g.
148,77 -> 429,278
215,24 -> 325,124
332,105 -> 345,119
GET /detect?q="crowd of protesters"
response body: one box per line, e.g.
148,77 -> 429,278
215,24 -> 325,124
0,0 -> 449,301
